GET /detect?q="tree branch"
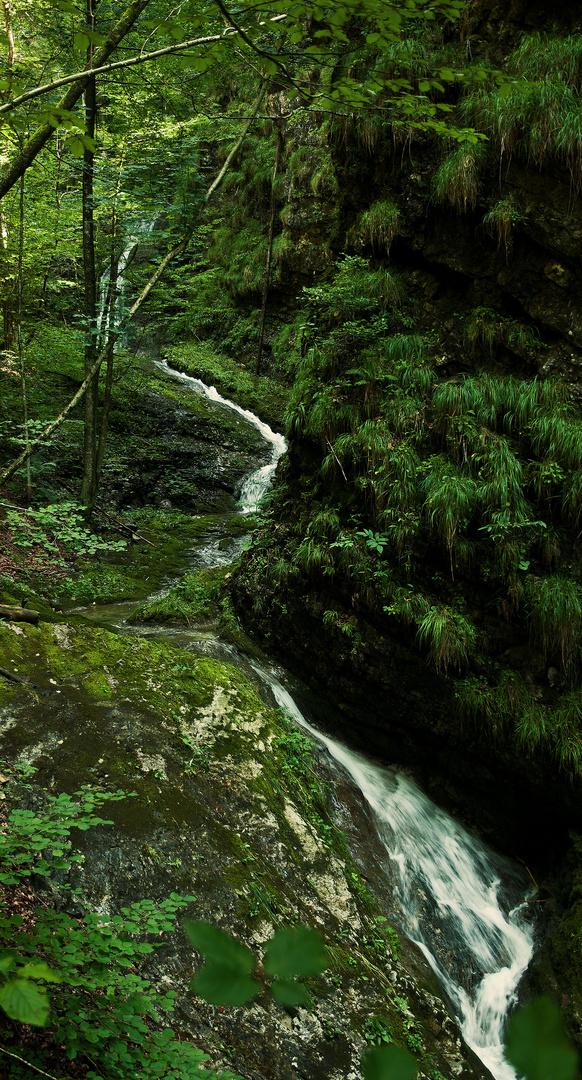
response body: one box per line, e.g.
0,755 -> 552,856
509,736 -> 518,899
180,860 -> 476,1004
205,83 -> 266,202
0,15 -> 287,118
0,1043 -> 67,1080
0,234 -> 189,487
0,0 -> 153,200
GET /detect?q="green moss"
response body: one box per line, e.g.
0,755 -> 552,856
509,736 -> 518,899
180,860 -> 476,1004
165,341 -> 287,427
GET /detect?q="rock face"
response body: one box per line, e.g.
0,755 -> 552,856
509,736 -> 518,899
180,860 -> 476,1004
0,617 -> 488,1080
226,8 -> 582,1048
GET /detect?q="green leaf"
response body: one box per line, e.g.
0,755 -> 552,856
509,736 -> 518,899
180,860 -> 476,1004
504,998 -> 579,1080
67,138 -> 85,158
73,31 -> 89,51
263,926 -> 327,979
270,978 -> 310,1006
190,963 -> 259,1006
362,1046 -> 418,1080
496,80 -> 515,99
0,979 -> 50,1026
19,962 -> 62,982
183,919 -> 254,974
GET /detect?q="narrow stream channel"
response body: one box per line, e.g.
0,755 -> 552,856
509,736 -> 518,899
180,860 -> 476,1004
85,360 -> 536,1080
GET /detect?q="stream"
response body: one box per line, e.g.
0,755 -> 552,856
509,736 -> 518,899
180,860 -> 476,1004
81,359 -> 536,1080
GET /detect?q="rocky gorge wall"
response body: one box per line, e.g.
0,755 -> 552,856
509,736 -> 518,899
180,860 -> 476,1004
225,0 -> 582,1048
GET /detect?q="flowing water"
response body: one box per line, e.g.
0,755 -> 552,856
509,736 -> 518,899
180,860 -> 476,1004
154,359 -> 287,512
91,360 -> 536,1079
251,668 -> 535,1080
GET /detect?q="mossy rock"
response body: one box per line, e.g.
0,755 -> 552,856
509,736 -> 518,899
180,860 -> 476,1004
0,616 -> 487,1080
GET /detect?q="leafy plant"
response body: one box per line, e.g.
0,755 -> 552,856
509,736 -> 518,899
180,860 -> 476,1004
416,606 -> 476,674
432,143 -> 488,212
185,920 -> 327,1008
0,763 -> 224,1080
525,576 -> 582,680
482,196 -> 526,257
357,200 -> 401,254
4,502 -> 126,561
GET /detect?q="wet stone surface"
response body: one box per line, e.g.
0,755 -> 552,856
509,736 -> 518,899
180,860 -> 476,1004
0,617 -> 488,1080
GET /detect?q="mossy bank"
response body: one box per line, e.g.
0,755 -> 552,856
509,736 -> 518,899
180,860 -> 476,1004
0,616 -> 487,1080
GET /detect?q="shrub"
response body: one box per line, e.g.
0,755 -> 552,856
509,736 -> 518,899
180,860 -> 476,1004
482,196 -> 526,257
0,764 -> 217,1080
525,576 -> 582,680
357,200 -> 401,254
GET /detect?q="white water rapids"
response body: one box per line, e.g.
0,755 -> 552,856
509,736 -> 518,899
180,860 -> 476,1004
151,359 -> 536,1080
154,358 -> 287,512
254,670 -> 535,1080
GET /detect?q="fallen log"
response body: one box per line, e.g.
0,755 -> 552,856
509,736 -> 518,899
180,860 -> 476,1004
0,605 -> 40,624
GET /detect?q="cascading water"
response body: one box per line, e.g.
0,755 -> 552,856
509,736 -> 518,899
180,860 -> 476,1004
253,668 -> 536,1080
98,219 -> 158,347
133,359 -> 536,1079
153,359 -> 286,513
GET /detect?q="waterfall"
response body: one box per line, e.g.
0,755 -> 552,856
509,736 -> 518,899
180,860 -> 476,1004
150,359 -> 537,1080
153,359 -> 287,511
98,218 -> 158,348
253,665 -> 535,1080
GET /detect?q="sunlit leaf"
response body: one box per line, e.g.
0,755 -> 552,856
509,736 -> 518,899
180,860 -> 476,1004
0,979 -> 50,1026
19,962 -> 62,983
73,32 -> 89,51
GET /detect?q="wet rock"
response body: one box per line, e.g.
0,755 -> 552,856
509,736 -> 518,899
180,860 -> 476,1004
0,617 -> 488,1080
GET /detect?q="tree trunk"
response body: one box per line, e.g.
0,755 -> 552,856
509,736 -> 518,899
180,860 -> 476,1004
256,123 -> 283,377
80,4 -> 98,508
95,210 -> 120,483
16,171 -> 30,500
0,108 -> 259,487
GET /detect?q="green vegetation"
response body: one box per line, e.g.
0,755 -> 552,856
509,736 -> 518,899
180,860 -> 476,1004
129,568 -> 225,626
356,200 -> 401,253
0,763 -> 225,1080
432,143 -> 488,212
482,196 -> 527,257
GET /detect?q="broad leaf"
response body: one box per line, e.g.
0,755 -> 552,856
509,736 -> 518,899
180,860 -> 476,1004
270,978 -> 310,1007
190,963 -> 259,1006
19,962 -> 62,982
362,1046 -> 418,1080
0,978 -> 50,1026
263,926 -> 328,979
184,920 -> 255,974
504,997 -> 579,1080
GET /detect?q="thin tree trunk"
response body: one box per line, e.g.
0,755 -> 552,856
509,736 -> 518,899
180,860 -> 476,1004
80,115 -> 98,503
2,0 -> 14,102
256,123 -> 283,376
0,111 -> 259,487
16,171 -> 30,500
0,234 -> 190,488
95,209 -> 119,483
80,0 -> 98,508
